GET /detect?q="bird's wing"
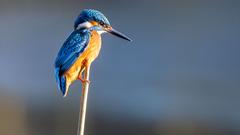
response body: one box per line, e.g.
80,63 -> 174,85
55,30 -> 90,75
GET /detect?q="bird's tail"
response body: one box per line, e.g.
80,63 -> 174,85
55,68 -> 68,97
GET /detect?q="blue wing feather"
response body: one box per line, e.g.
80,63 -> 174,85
55,30 -> 90,73
54,29 -> 90,95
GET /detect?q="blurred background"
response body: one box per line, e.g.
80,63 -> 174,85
0,0 -> 240,135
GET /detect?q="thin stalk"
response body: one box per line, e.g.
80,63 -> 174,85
77,65 -> 91,135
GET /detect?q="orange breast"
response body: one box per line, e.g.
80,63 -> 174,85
64,30 -> 102,85
81,30 -> 102,63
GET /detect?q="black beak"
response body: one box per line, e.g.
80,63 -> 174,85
106,27 -> 132,42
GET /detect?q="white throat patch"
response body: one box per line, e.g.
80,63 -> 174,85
97,30 -> 106,34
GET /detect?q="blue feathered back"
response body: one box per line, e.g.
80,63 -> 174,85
55,29 -> 90,96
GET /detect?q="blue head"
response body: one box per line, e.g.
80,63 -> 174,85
74,9 -> 110,29
74,9 -> 132,41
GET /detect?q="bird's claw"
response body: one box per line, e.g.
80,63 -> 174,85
78,77 -> 90,84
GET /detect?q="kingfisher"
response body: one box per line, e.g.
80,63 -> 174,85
54,9 -> 132,97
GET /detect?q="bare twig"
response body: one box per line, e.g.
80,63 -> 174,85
77,65 -> 91,135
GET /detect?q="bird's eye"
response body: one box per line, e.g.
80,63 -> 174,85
99,22 -> 104,26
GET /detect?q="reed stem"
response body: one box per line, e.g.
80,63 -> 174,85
77,65 -> 91,135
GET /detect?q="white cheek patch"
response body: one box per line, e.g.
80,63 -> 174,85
77,21 -> 93,29
77,21 -> 106,35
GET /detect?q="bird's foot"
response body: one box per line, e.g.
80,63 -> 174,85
78,76 -> 90,84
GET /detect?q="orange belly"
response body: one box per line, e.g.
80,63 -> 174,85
64,30 -> 102,86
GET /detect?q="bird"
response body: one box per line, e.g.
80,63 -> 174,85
54,9 -> 132,97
